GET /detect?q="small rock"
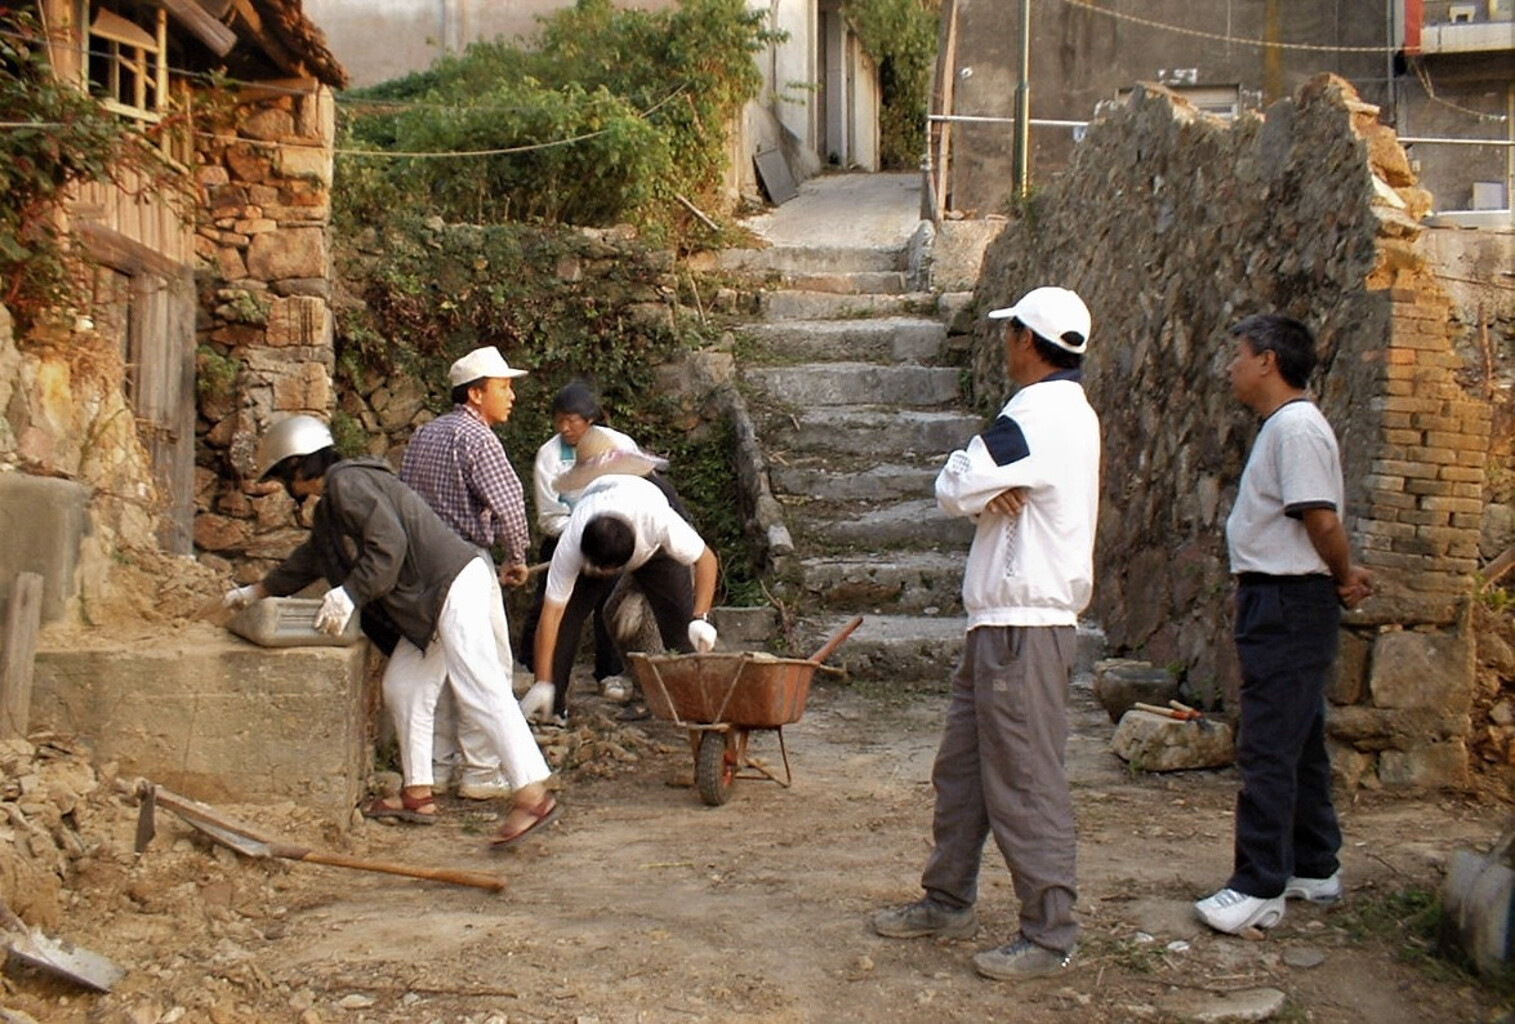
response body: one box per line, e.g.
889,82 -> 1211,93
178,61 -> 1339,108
1283,946 -> 1326,968
337,994 -> 375,1009
1158,986 -> 1287,1022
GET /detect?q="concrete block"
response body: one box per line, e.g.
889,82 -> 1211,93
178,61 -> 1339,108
0,474 -> 89,625
31,624 -> 370,820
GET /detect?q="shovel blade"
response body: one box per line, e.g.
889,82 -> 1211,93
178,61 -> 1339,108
6,928 -> 124,992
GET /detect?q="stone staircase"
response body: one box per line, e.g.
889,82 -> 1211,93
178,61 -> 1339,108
716,240 -> 983,681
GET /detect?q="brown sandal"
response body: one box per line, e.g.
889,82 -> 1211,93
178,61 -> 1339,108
490,794 -> 560,849
361,789 -> 437,825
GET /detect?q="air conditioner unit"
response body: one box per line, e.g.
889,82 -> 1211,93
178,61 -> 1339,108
1489,0 -> 1513,22
1448,3 -> 1476,22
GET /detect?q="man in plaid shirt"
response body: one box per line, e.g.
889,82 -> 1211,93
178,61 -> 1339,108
400,346 -> 532,800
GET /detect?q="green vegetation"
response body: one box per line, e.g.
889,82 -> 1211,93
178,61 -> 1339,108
335,0 -> 776,238
1336,885 -> 1513,997
843,0 -> 940,170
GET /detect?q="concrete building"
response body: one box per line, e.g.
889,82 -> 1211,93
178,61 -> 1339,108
302,0 -> 880,198
930,0 -> 1513,221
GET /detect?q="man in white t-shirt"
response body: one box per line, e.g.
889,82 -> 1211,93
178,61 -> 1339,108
518,434 -> 720,724
1194,313 -> 1373,936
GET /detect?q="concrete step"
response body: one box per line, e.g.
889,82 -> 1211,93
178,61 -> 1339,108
770,462 -> 938,503
767,406 -> 983,457
758,290 -> 935,322
771,270 -> 909,295
798,550 -> 965,614
714,244 -> 904,275
793,614 -> 1107,683
744,362 -> 962,408
795,612 -> 966,682
793,496 -> 976,549
738,317 -> 947,365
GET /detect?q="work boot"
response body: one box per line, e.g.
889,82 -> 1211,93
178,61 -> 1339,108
870,897 -> 978,940
972,935 -> 1072,981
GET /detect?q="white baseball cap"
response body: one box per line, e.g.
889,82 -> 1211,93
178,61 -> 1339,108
987,287 -> 1092,354
448,346 -> 528,387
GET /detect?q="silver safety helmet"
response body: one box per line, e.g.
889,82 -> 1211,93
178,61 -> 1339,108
255,414 -> 335,479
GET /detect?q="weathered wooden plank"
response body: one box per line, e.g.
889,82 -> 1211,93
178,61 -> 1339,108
159,0 -> 237,57
1,572 -> 43,739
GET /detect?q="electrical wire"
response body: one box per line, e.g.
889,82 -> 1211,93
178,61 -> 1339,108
1059,0 -> 1408,54
1409,58 -> 1509,123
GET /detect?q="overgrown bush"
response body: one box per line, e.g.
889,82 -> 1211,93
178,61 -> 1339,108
335,0 -> 776,236
843,0 -> 940,169
334,214 -> 762,603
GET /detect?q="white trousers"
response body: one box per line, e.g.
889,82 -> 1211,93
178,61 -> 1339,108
383,557 -> 549,791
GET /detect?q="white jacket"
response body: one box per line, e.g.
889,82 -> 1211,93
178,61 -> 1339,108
531,426 -> 637,538
935,373 -> 1100,628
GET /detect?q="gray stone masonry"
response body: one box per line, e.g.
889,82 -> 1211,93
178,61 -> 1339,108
969,74 -> 1503,790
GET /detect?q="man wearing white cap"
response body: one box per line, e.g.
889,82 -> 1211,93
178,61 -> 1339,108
400,346 -> 531,800
872,286 -> 1100,982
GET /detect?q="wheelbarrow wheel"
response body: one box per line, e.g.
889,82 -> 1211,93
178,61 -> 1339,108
696,730 -> 734,806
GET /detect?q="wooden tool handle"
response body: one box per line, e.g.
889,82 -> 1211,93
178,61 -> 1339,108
270,844 -> 505,892
808,615 -> 863,665
1133,701 -> 1197,720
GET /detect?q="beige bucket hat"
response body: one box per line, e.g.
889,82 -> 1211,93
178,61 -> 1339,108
554,426 -> 666,493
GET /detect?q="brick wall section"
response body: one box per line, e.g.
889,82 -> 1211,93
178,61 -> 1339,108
969,73 -> 1500,790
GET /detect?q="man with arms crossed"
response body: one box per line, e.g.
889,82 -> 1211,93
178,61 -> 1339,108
871,286 -> 1100,981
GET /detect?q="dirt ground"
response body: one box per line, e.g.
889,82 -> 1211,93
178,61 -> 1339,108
3,665 -> 1513,1024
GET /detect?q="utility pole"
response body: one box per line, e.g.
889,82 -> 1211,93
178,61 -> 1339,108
1013,0 -> 1031,199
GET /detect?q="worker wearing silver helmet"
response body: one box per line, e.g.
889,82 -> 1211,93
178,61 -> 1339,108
221,414 -> 560,849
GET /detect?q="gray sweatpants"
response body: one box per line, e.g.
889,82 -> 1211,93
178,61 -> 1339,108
920,624 -> 1079,953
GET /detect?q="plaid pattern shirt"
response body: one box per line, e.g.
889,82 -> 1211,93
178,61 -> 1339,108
399,405 -> 529,566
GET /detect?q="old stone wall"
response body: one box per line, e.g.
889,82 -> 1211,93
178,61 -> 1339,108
0,306 -> 166,626
970,75 -> 1513,790
192,85 -> 341,567
196,215 -> 700,582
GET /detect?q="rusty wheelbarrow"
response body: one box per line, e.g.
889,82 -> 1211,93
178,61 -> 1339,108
626,616 -> 862,806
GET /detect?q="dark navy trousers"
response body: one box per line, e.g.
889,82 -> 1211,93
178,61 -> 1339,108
1227,575 -> 1343,898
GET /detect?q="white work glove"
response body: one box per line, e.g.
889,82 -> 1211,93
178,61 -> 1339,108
313,586 -> 355,636
520,681 -> 556,723
688,617 -> 718,653
222,584 -> 260,610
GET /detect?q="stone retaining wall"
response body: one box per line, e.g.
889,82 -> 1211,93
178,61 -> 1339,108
192,86 -> 341,565
970,74 -> 1513,790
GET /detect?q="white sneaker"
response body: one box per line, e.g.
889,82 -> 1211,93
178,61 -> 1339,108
1194,888 -> 1285,934
600,675 -> 633,702
456,773 -> 510,801
1283,871 -> 1342,904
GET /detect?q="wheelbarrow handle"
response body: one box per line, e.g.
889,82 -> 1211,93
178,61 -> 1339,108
808,615 -> 864,665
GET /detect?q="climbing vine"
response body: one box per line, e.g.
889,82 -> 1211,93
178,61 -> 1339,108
842,0 -> 940,169
0,10 -> 187,330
